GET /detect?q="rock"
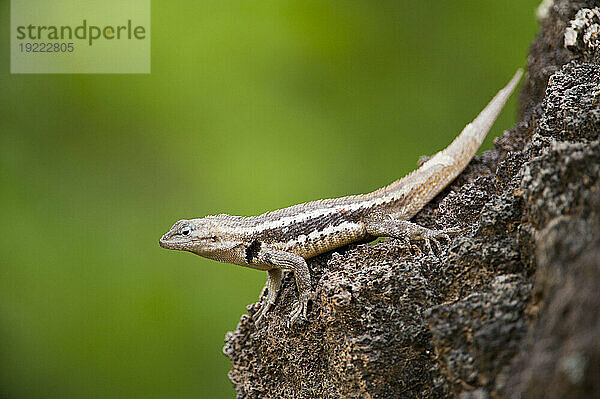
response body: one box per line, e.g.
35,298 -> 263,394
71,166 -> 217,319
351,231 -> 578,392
224,1 -> 600,397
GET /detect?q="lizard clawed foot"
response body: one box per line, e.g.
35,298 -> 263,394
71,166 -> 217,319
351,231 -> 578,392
412,226 -> 466,256
422,230 -> 453,255
400,237 -> 423,256
423,237 -> 443,255
252,300 -> 274,325
367,218 -> 467,257
287,291 -> 316,328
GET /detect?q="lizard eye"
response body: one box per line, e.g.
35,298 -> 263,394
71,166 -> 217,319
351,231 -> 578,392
181,226 -> 191,236
211,236 -> 218,242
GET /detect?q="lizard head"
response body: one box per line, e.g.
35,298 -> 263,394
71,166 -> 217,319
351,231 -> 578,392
159,216 -> 244,263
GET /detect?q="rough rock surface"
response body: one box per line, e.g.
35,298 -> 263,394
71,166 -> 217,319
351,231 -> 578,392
224,1 -> 600,397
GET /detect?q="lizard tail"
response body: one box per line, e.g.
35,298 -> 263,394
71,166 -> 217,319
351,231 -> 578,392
440,68 -> 523,162
372,69 -> 523,219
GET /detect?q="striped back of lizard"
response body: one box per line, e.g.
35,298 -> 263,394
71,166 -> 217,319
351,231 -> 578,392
202,69 -> 523,259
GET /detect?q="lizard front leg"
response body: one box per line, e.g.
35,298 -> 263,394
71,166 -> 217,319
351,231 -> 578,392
365,216 -> 463,255
255,248 -> 314,327
253,268 -> 282,324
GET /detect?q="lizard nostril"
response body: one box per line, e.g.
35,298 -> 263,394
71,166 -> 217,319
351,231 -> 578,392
159,235 -> 170,248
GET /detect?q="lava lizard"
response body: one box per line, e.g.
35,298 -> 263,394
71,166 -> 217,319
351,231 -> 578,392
159,69 -> 523,326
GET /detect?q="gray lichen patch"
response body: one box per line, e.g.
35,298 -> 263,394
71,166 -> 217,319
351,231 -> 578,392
565,7 -> 600,60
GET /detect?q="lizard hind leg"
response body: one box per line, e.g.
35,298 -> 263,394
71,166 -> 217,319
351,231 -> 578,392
365,217 -> 463,256
253,268 -> 282,324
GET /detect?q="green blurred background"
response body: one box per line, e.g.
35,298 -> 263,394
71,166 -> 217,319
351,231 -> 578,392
1,1 -> 539,397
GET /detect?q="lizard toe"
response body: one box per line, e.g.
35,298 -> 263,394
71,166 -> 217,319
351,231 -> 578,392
288,291 -> 315,327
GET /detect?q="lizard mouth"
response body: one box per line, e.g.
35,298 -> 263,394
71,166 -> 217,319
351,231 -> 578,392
159,234 -> 175,249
